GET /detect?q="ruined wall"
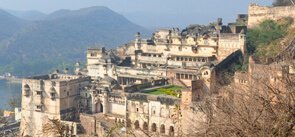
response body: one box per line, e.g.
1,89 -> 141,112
80,114 -> 96,135
248,4 -> 295,28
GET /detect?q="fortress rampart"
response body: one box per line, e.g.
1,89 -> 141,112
248,4 -> 295,28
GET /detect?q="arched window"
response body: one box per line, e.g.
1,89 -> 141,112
151,123 -> 157,132
143,122 -> 148,131
134,120 -> 140,129
169,126 -> 174,136
160,124 -> 165,134
23,84 -> 30,96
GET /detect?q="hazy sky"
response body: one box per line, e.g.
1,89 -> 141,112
0,0 -> 272,29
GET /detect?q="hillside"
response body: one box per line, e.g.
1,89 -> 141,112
0,10 -> 26,41
0,6 -> 149,76
6,10 -> 47,21
246,17 -> 294,63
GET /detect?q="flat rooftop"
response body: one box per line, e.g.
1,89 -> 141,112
25,74 -> 89,81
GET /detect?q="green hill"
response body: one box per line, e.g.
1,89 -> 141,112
0,10 -> 26,40
0,6 -> 149,76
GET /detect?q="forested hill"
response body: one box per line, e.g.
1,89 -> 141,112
0,10 -> 26,40
0,6 -> 149,76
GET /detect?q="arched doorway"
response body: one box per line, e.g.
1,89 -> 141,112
134,120 -> 139,129
88,96 -> 92,108
95,103 -> 103,113
99,103 -> 103,112
143,122 -> 148,131
151,123 -> 157,132
169,126 -> 174,136
160,124 -> 165,134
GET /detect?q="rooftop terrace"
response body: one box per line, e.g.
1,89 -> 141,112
143,85 -> 182,98
25,74 -> 89,81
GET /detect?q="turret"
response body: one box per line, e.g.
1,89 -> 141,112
216,18 -> 223,33
239,29 -> 246,55
135,32 -> 141,50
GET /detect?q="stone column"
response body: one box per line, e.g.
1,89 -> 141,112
103,91 -> 108,114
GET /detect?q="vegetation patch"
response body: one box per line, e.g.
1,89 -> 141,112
145,85 -> 182,97
246,17 -> 294,63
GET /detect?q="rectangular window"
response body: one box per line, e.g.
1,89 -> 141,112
185,74 -> 188,79
36,91 -> 42,95
176,73 -> 180,79
90,53 -> 96,57
181,74 -> 184,79
152,106 -> 156,115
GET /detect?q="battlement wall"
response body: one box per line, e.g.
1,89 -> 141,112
248,4 -> 295,28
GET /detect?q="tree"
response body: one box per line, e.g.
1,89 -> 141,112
246,18 -> 293,63
42,118 -> 75,137
197,63 -> 295,136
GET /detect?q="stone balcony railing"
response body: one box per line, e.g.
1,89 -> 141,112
138,56 -> 167,64
167,61 -> 206,67
167,60 -> 183,66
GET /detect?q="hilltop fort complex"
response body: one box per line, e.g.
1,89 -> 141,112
18,4 -> 295,137
248,3 -> 295,28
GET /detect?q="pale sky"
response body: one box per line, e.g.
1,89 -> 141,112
0,0 -> 272,28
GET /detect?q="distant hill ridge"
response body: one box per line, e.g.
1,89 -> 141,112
0,6 -> 149,76
0,9 -> 26,40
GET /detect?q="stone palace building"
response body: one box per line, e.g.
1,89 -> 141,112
20,17 -> 248,137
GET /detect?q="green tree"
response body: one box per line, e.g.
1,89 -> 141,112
246,18 -> 293,62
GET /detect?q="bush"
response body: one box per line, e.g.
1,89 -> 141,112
246,17 -> 293,62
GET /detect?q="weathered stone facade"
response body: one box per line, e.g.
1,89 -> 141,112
20,74 -> 90,137
20,16 -> 249,137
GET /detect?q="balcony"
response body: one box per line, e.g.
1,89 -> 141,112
138,56 -> 166,64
